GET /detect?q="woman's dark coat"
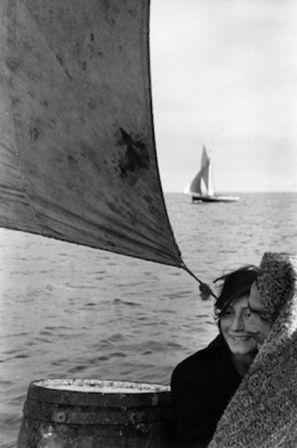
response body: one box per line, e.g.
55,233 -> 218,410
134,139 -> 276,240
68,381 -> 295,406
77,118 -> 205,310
171,334 -> 241,448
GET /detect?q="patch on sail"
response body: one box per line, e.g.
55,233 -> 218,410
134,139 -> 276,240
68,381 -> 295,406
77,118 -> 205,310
117,127 -> 150,182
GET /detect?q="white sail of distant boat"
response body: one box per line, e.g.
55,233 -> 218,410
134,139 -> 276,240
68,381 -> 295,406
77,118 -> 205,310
189,146 -> 214,197
188,147 -> 239,203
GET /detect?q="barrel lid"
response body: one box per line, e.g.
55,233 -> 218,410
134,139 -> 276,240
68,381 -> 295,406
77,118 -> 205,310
27,379 -> 171,407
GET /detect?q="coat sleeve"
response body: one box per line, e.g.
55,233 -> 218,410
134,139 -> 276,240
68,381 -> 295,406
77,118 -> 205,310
170,356 -> 218,448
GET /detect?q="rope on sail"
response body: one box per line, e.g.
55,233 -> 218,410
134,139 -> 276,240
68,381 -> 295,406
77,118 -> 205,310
181,262 -> 218,300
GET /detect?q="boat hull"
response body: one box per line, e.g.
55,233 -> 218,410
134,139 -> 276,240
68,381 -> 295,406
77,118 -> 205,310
192,195 -> 239,203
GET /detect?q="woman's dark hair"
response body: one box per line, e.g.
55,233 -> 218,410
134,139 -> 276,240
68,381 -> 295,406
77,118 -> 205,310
214,265 -> 259,319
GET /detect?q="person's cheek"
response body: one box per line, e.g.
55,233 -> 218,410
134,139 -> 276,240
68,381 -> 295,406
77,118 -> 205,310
245,315 -> 259,334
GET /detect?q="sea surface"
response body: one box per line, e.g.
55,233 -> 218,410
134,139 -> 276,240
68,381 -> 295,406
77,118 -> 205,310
1,192 -> 297,447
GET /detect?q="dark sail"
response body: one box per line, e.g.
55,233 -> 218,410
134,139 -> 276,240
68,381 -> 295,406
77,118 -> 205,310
0,0 -> 183,267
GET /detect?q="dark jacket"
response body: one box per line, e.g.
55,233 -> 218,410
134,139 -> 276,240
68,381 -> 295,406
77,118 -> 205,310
170,335 -> 241,448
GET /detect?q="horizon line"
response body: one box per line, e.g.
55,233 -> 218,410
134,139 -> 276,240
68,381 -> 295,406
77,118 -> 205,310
164,190 -> 297,194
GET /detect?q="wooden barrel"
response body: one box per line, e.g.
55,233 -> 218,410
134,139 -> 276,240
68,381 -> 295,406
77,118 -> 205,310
17,379 -> 175,448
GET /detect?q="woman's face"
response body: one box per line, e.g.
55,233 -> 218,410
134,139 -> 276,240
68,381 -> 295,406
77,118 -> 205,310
220,295 -> 257,355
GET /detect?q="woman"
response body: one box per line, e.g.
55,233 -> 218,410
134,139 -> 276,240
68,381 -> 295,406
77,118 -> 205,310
171,265 -> 259,448
209,252 -> 297,448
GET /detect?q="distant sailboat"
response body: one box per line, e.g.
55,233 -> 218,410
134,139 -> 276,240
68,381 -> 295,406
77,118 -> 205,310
188,147 -> 239,203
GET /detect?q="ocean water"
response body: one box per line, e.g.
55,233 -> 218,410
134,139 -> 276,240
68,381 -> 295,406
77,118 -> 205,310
1,192 -> 297,447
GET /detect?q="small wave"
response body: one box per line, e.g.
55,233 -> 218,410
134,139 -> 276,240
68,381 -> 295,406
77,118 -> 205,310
135,316 -> 148,322
220,248 -> 237,254
44,325 -> 70,331
115,281 -> 143,288
95,333 -> 125,349
64,282 -> 97,290
0,379 -> 13,386
2,413 -> 22,427
92,334 -> 125,351
166,292 -> 183,300
109,351 -> 127,359
9,393 -> 27,405
141,341 -> 183,354
3,349 -> 19,355
51,358 -> 68,367
25,340 -> 38,347
113,298 -> 140,307
206,320 -> 216,326
90,351 -> 127,362
68,365 -> 87,374
2,442 -> 16,448
39,330 -> 54,336
14,353 -> 30,359
108,333 -> 124,343
158,308 -> 175,315
166,341 -> 183,349
168,271 -> 182,277
35,336 -> 52,343
93,355 -> 109,362
26,288 -> 46,298
15,331 -> 30,337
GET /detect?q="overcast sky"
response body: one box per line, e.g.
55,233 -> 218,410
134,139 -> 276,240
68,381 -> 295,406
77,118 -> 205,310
150,0 -> 297,192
